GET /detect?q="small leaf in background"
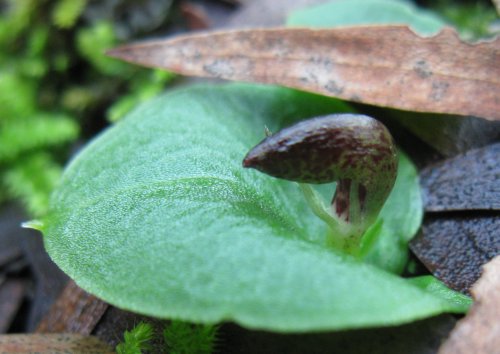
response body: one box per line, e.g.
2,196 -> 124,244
439,256 -> 500,354
288,0 -> 446,35
42,84 -> 466,332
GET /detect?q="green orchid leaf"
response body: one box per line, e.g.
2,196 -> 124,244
42,84 -> 467,332
406,276 -> 472,313
288,0 -> 447,35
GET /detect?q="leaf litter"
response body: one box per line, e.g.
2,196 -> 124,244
107,25 -> 500,120
439,256 -> 500,354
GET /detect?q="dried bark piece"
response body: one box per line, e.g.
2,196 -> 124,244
410,214 -> 499,294
0,280 -> 26,333
36,280 -> 108,334
420,143 -> 500,211
439,256 -> 500,354
0,334 -> 113,354
107,26 -> 500,120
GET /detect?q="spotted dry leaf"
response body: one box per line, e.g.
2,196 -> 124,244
107,26 -> 500,121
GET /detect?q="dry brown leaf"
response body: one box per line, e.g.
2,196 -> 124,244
0,334 -> 113,353
107,26 -> 500,121
439,256 -> 500,354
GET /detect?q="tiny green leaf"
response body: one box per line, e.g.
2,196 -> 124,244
42,84 -> 465,332
407,276 -> 472,313
21,219 -> 45,231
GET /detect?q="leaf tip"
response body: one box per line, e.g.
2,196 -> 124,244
105,44 -> 145,63
21,219 -> 45,232
105,42 -> 164,69
105,46 -> 126,60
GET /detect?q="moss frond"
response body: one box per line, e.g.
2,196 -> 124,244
3,153 -> 62,217
163,320 -> 219,354
116,322 -> 154,354
0,115 -> 79,163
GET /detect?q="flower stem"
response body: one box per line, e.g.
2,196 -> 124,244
298,183 -> 362,255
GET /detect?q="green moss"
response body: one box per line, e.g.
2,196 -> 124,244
116,322 -> 154,354
115,321 -> 218,354
52,0 -> 88,29
3,153 -> 63,216
0,0 -> 174,217
163,321 -> 218,354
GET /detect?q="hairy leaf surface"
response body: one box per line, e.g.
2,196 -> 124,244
43,85 -> 466,331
